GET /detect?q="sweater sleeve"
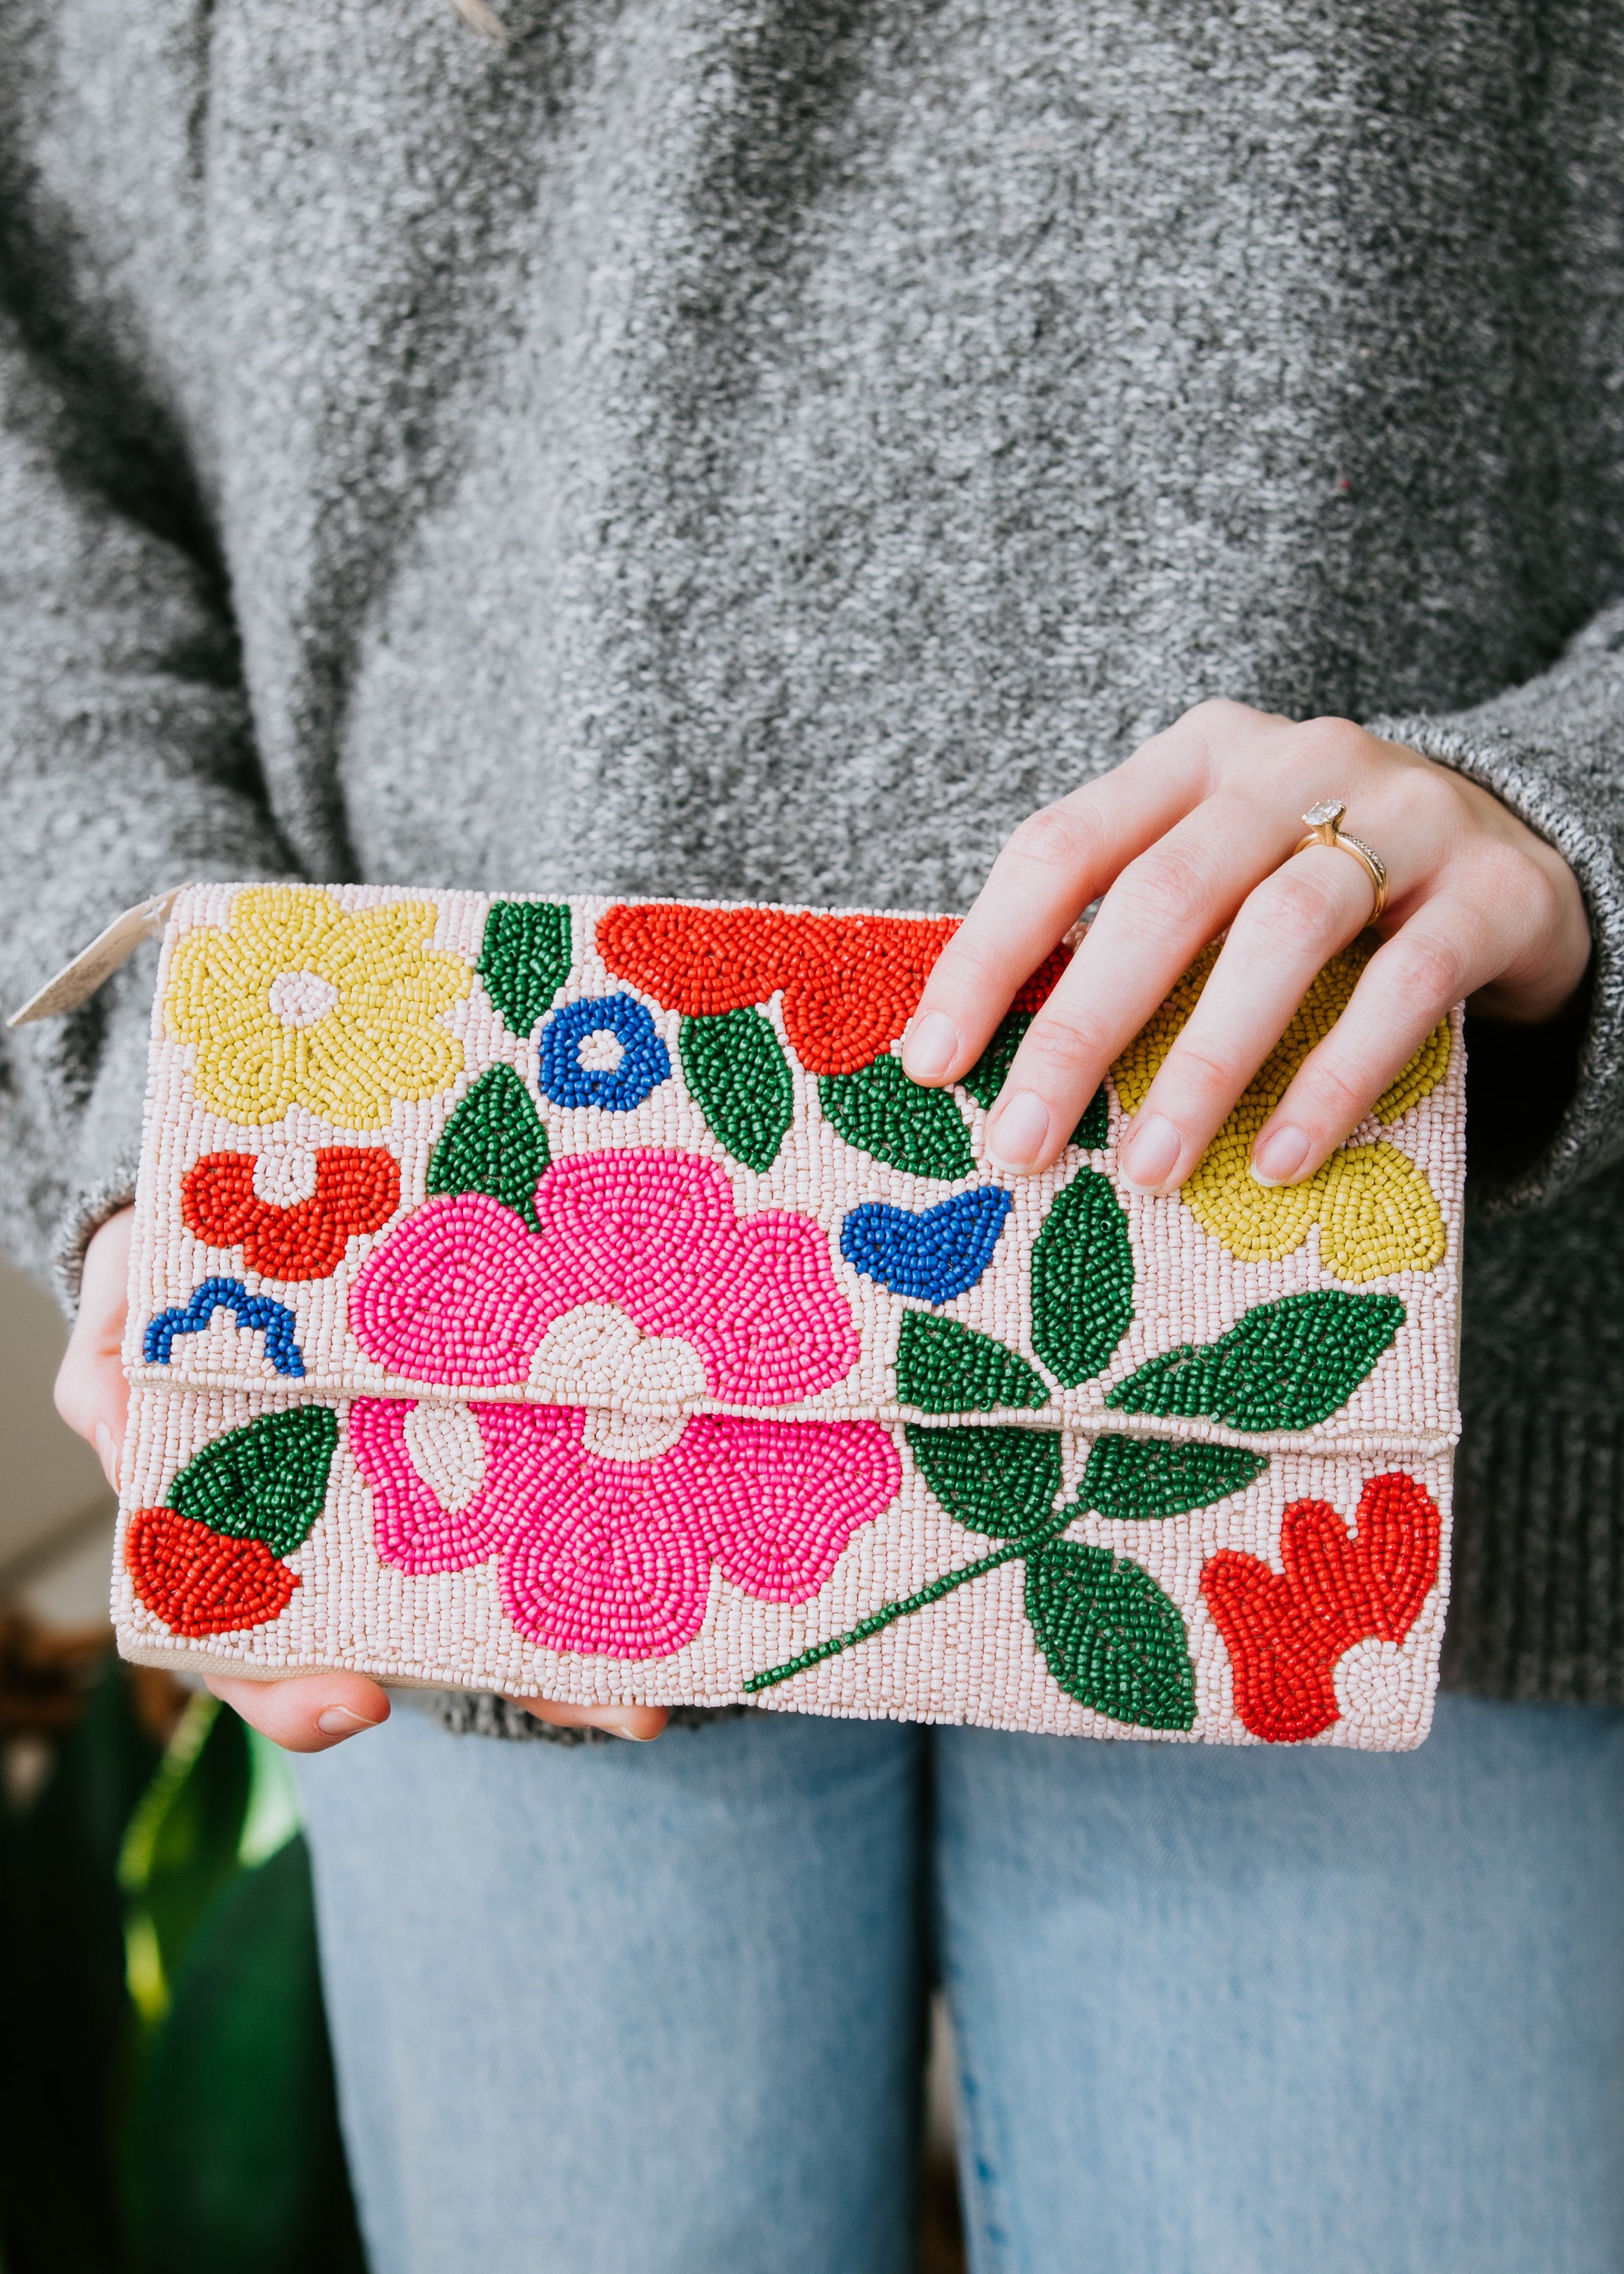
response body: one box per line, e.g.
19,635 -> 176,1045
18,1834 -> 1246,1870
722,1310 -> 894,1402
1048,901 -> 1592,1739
1369,601 -> 1624,1216
0,308 -> 302,1305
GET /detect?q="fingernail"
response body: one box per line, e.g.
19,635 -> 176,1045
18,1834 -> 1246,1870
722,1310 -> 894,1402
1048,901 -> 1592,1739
609,1718 -> 656,1742
986,1089 -> 1050,1170
903,1010 -> 959,1082
1119,1114 -> 1183,1192
1250,1124 -> 1312,1186
94,1424 -> 121,1494
317,1705 -> 383,1736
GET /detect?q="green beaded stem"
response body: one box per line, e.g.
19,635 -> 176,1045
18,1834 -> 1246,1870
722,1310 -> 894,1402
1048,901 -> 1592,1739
744,1518 -> 1068,1693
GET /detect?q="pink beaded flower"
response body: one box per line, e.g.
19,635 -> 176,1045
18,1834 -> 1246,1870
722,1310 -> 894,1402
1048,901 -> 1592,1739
348,1399 -> 900,1659
349,1148 -> 859,1404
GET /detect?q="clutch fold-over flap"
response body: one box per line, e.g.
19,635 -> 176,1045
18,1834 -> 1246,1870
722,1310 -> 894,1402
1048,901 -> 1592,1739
127,885 -> 1463,1457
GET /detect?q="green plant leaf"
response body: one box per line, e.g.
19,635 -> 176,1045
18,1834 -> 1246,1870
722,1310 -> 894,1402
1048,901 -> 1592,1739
680,1007 -> 794,1171
1025,1539 -> 1197,1730
128,1835 -> 368,2274
820,1055 -> 976,1180
427,1063 -> 550,1231
1106,1289 -> 1407,1432
1080,1434 -> 1268,1521
906,1424 -> 1064,1541
963,1008 -> 1109,1146
896,1312 -> 1048,1413
118,1695 -> 251,2028
168,1407 -> 339,1558
477,899 -> 573,1035
1030,1167 -> 1134,1386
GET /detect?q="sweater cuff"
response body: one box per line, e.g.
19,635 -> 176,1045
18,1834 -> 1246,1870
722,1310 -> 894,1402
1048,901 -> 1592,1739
1369,713 -> 1624,1215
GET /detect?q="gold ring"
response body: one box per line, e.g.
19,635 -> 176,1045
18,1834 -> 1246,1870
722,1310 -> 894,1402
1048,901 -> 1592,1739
1292,799 -> 1389,922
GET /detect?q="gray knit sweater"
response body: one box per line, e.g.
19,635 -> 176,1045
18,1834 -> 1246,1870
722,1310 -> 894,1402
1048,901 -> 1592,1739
4,0 -> 1623,1705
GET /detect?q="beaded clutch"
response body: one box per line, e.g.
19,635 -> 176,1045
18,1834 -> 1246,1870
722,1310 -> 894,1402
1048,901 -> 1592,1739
111,885 -> 1464,1748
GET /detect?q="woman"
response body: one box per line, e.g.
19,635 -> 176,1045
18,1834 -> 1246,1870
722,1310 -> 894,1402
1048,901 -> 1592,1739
8,1 -> 1623,2266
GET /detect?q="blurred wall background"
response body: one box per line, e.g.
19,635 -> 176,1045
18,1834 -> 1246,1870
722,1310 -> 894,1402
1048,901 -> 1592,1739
0,1251 -> 115,1629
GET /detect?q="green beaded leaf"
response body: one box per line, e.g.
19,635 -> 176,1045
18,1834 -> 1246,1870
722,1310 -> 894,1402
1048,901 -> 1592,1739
962,1008 -> 1029,1110
963,1009 -> 1108,1148
1080,1435 -> 1268,1522
477,901 -> 572,1035
1025,1540 -> 1197,1731
1072,1082 -> 1110,1150
168,1408 -> 339,1559
896,1313 -> 1048,1414
905,1425 -> 1064,1543
1106,1289 -> 1407,1433
1030,1169 -> 1134,1387
680,1008 -> 794,1173
819,1056 -> 975,1181
427,1065 -> 550,1233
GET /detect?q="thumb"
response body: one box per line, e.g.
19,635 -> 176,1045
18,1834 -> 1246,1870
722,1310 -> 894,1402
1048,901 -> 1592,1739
55,1206 -> 134,1489
208,1671 -> 393,1754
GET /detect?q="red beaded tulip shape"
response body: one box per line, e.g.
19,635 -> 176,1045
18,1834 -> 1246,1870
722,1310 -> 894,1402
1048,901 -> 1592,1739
1200,1473 -> 1441,1743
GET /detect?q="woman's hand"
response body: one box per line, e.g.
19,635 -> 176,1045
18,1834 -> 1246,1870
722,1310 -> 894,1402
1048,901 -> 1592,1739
903,702 -> 1591,1187
55,1208 -> 665,1750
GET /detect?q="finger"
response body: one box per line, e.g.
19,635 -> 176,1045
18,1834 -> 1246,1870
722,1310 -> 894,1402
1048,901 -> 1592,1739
900,737 -> 1208,1086
1113,839 -> 1401,1192
208,1671 -> 393,1753
1251,899 -> 1486,1182
983,788 -> 1306,1173
508,1694 -> 669,1742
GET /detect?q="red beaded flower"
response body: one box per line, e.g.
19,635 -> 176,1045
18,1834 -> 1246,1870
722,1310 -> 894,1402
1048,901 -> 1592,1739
596,904 -> 981,1076
183,1147 -> 401,1280
1200,1473 -> 1441,1742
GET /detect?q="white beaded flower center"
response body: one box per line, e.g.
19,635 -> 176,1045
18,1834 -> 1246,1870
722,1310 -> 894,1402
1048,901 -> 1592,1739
527,1303 -> 708,1414
268,969 -> 340,1029
582,1408 -> 691,1462
575,1028 -> 625,1073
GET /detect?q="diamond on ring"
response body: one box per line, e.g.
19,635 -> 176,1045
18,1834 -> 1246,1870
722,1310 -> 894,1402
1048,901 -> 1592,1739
1292,799 -> 1388,921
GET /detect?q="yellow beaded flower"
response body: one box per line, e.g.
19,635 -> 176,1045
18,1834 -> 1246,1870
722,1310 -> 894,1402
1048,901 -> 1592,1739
164,887 -> 472,1129
1112,940 -> 1450,1282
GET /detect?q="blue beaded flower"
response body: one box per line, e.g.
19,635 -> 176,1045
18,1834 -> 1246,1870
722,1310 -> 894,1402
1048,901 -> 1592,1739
538,994 -> 671,1111
840,1186 -> 1012,1304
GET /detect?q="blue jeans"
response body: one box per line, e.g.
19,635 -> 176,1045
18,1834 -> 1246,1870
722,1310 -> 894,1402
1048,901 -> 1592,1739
296,1697 -> 1624,2274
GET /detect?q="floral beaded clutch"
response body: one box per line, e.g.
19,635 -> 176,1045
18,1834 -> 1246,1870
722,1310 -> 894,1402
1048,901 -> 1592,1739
110,884 -> 1464,1749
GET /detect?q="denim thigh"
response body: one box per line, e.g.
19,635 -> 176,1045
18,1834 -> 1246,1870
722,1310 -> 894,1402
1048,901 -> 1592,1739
933,1693 -> 1624,2274
296,1706 -> 926,2274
